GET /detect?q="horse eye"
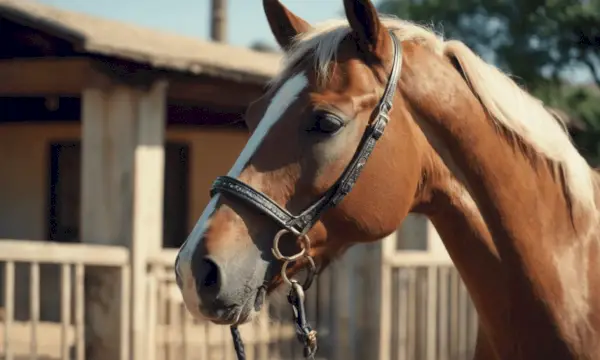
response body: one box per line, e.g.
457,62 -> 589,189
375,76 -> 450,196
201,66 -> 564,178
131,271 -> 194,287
310,112 -> 344,134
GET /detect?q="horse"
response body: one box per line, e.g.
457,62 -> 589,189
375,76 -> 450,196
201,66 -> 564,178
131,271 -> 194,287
175,0 -> 600,358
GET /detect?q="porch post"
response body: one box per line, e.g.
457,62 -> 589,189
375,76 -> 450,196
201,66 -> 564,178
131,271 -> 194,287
81,85 -> 137,360
80,80 -> 168,360
132,80 -> 168,360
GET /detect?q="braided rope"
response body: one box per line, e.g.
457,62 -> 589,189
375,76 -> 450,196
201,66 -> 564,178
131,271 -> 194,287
230,326 -> 246,360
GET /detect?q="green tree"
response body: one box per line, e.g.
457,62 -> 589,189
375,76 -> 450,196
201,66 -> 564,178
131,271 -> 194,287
378,0 -> 600,163
378,0 -> 599,86
553,85 -> 600,164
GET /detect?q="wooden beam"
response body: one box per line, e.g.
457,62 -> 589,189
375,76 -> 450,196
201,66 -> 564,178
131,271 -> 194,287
166,102 -> 246,128
0,56 -> 269,116
0,57 -> 268,108
0,58 -> 110,96
168,76 -> 266,108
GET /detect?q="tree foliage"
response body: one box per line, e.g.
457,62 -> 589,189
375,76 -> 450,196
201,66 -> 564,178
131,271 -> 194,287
378,0 -> 600,163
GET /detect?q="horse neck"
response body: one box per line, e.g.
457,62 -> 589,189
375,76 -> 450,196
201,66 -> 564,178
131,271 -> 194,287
401,42 -> 600,358
413,152 -> 509,357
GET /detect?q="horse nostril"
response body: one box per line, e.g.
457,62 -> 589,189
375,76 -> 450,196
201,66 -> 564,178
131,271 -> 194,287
195,257 -> 224,302
202,258 -> 220,288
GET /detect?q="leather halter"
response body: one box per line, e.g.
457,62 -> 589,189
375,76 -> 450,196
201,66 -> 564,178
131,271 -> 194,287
210,30 -> 402,241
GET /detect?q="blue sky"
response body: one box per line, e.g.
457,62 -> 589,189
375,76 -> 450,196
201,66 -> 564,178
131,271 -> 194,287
35,0 -> 382,49
33,0 -> 591,83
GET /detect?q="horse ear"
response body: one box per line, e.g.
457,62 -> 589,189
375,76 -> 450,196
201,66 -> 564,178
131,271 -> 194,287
263,0 -> 313,50
343,0 -> 390,56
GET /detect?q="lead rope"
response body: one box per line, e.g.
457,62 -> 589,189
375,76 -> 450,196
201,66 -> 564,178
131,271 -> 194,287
288,280 -> 318,358
230,269 -> 318,360
230,326 -> 246,360
230,233 -> 318,360
230,280 -> 317,360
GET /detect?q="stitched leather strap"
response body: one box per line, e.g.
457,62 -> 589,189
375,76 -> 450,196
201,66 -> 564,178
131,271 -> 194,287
210,31 -> 402,237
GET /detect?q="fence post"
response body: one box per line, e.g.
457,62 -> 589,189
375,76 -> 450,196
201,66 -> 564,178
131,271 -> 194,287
378,232 -> 396,360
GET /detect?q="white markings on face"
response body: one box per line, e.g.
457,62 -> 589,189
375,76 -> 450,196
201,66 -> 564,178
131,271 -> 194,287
177,195 -> 220,261
175,72 -> 309,309
227,72 -> 309,178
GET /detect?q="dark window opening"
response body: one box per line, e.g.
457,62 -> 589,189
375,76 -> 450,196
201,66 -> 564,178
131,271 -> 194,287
48,141 -> 81,243
163,143 -> 190,248
47,141 -> 190,247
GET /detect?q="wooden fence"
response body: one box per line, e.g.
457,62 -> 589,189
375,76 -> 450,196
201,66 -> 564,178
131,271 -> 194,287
379,254 -> 479,360
0,239 -> 130,360
0,236 -> 479,360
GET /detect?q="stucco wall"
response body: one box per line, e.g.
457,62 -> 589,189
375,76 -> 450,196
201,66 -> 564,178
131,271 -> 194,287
0,122 -> 248,320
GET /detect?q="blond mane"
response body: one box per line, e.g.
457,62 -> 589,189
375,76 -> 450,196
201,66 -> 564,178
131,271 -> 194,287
270,15 -> 597,213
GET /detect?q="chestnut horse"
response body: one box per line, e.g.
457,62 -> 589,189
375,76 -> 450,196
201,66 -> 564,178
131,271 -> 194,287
175,0 -> 599,359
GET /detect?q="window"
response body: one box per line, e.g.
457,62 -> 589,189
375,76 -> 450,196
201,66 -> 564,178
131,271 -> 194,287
48,141 -> 80,242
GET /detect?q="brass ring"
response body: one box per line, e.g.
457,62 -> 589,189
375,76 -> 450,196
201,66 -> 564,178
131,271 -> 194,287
271,229 -> 311,261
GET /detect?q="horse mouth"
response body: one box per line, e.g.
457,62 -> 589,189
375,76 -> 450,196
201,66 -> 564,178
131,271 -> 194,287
206,286 -> 267,326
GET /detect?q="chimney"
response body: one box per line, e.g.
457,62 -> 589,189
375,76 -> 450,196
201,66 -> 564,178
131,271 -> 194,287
210,0 -> 227,43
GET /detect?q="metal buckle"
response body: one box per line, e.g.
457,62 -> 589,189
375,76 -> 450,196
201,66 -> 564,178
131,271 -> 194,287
372,112 -> 389,140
